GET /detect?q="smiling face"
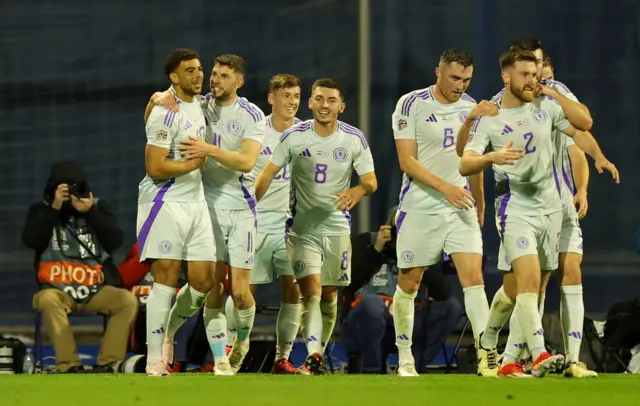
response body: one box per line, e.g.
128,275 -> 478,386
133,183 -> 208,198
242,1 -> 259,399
308,86 -> 345,125
171,59 -> 204,97
269,86 -> 301,121
209,63 -> 243,102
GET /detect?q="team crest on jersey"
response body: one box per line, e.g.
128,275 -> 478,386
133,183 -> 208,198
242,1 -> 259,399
397,119 -> 407,130
516,237 -> 529,249
401,250 -> 414,263
459,111 -> 469,123
159,240 -> 172,253
156,129 -> 168,140
333,147 -> 349,162
226,120 -> 241,134
533,110 -> 548,124
294,260 -> 306,273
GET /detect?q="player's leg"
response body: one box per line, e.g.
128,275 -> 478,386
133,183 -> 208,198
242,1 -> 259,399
272,235 -> 300,374
394,211 -> 443,377
136,201 -> 187,376
289,233 -> 324,373
224,210 -> 259,372
446,211 -> 495,375
557,211 -> 596,377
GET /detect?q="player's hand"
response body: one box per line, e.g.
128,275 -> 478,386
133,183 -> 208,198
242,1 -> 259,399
179,136 -> 214,159
374,225 -> 392,252
151,91 -> 179,112
442,185 -> 475,210
535,83 -> 558,98
335,186 -> 366,211
468,100 -> 499,120
489,140 -> 524,166
51,183 -> 70,210
71,192 -> 94,213
594,155 -> 620,184
573,191 -> 588,219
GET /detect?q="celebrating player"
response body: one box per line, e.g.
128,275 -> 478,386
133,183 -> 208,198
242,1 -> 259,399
145,54 -> 266,375
390,49 -> 493,377
226,73 -> 303,374
255,78 -> 378,374
137,48 -> 215,376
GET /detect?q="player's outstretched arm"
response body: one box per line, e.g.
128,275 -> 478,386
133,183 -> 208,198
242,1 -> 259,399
460,141 -> 524,177
538,84 -> 592,131
206,139 -> 261,173
567,144 -> 590,218
143,91 -> 179,124
254,161 -> 282,201
335,172 -> 378,211
561,126 -> 620,183
145,145 -> 204,179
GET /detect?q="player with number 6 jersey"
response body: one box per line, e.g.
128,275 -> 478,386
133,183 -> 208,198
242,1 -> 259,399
255,78 -> 377,375
391,49 -> 491,378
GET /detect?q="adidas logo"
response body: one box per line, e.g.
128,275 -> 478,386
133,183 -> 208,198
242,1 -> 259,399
501,125 -> 514,135
184,121 -> 192,130
425,114 -> 438,123
228,328 -> 237,333
337,273 -> 349,282
514,343 -> 525,349
396,334 -> 409,341
533,328 -> 544,336
306,335 -> 318,343
152,327 -> 165,334
211,333 -> 226,339
568,331 -> 582,339
261,146 -> 273,156
245,256 -> 254,265
299,148 -> 311,157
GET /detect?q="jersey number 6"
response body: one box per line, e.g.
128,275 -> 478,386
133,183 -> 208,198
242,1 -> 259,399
442,128 -> 455,148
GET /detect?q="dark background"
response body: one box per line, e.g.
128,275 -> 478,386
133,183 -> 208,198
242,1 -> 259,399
1,0 -> 638,322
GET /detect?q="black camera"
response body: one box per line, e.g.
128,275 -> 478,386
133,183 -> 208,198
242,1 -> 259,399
68,182 -> 90,198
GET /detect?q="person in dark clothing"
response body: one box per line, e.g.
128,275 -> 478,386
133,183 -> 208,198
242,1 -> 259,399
341,207 -> 463,373
22,160 -> 137,373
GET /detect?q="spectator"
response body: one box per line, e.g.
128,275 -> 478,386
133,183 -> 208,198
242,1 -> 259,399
22,160 -> 137,373
341,207 -> 463,373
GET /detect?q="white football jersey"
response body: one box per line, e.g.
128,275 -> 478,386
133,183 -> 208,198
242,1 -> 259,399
270,119 -> 375,236
391,86 -> 476,213
200,95 -> 266,211
138,87 -> 206,203
465,95 -> 570,217
252,115 -> 302,233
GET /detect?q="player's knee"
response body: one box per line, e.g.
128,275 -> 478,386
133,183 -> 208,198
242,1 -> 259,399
230,288 -> 251,306
281,282 -> 300,304
397,267 -> 423,294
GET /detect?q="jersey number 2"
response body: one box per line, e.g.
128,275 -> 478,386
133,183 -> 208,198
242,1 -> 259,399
523,132 -> 537,154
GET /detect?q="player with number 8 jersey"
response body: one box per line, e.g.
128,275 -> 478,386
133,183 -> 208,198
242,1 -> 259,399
255,78 -> 377,375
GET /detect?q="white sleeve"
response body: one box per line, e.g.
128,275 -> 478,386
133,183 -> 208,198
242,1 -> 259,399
352,136 -> 375,176
565,135 -> 576,148
145,106 -> 178,149
270,132 -> 291,168
545,98 -> 571,132
391,93 -> 418,140
550,80 -> 579,102
464,117 -> 491,154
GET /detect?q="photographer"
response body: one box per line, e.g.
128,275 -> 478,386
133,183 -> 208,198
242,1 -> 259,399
341,208 -> 463,373
22,160 -> 138,373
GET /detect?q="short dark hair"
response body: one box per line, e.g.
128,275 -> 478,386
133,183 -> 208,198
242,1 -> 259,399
510,37 -> 544,53
311,78 -> 345,100
499,50 -> 538,70
439,49 -> 474,68
543,55 -> 554,70
214,54 -> 246,75
164,48 -> 200,77
269,74 -> 302,93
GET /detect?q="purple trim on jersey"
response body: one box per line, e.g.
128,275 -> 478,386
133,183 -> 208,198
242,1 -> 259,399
470,117 -> 482,132
561,166 -> 574,194
294,117 -> 302,124
553,165 -> 561,196
546,96 -> 560,105
491,89 -> 505,102
398,177 -> 412,207
164,110 -> 177,127
497,177 -> 511,242
339,122 -> 369,149
239,175 -> 257,216
396,211 -> 407,232
461,94 -> 477,103
342,210 -> 352,228
266,115 -> 272,128
137,178 -> 175,254
401,89 -> 431,116
544,79 -> 572,95
237,98 -> 261,122
279,122 -> 311,143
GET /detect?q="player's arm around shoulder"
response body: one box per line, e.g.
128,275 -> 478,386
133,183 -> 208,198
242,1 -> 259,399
456,100 -> 499,157
144,106 -> 202,179
255,127 -> 289,201
538,81 -> 592,131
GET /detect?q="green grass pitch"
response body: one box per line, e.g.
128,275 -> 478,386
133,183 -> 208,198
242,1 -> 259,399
2,374 -> 640,406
